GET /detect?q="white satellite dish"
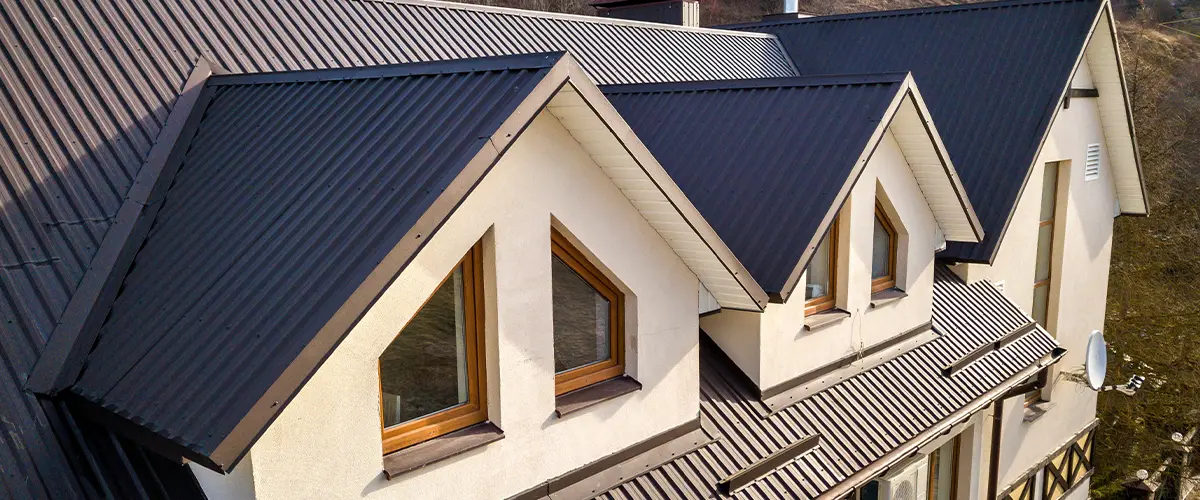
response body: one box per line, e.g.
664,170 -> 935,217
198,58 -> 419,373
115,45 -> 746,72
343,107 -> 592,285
1085,330 -> 1107,391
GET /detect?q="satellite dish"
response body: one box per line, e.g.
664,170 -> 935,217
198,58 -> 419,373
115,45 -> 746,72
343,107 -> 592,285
1085,330 -> 1107,391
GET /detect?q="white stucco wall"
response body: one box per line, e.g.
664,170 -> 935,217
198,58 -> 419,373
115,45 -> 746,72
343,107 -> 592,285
702,130 -> 940,392
957,56 -> 1115,491
196,110 -> 702,499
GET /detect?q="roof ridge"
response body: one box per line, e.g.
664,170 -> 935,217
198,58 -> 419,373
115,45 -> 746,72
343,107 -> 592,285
355,0 -> 780,38
601,72 -> 908,94
722,0 -> 1095,29
206,52 -> 563,87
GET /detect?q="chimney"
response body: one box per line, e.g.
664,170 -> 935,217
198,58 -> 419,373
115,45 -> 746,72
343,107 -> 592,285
760,0 -> 813,21
592,0 -> 700,27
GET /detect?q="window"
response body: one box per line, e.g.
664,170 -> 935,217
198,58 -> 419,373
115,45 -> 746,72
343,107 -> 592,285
379,241 -> 486,454
871,202 -> 898,293
805,220 -> 838,314
551,228 -> 624,395
1032,162 -> 1060,328
927,436 -> 961,500
1029,162 -> 1062,405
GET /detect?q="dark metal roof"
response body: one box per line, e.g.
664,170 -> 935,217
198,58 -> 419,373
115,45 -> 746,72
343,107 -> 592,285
594,266 -> 1061,499
729,0 -> 1104,263
602,75 -> 907,295
65,53 -> 560,472
0,0 -> 793,495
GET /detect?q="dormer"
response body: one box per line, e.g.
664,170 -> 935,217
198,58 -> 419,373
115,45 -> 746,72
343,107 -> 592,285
40,53 -> 770,499
605,74 -> 983,400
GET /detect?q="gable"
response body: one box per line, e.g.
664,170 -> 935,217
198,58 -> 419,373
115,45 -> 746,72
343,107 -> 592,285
733,0 -> 1110,263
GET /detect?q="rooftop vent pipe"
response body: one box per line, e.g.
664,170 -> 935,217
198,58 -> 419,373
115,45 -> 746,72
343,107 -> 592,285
592,0 -> 700,27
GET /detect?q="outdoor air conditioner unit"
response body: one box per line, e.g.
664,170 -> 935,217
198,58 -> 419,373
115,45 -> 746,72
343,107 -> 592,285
877,456 -> 929,500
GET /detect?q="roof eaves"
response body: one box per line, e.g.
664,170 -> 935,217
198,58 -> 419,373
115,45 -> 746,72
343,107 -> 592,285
898,77 -> 985,243
25,58 -> 217,396
1098,2 -> 1148,216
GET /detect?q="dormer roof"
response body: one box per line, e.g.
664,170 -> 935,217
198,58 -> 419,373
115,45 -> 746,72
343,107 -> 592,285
603,74 -> 982,301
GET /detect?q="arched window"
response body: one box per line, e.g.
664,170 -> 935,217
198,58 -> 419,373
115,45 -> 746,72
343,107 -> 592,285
871,203 -> 898,293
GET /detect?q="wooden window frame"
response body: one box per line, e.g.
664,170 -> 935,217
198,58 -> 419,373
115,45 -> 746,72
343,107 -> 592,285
551,228 -> 625,396
379,241 -> 487,454
1028,163 -> 1062,405
871,202 -> 899,294
927,435 -> 962,500
804,219 -> 839,315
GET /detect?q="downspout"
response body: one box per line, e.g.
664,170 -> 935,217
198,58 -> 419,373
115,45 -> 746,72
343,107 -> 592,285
986,367 -> 1053,499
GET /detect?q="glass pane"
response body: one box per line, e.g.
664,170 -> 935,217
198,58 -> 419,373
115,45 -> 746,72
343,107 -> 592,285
806,231 -> 832,300
872,214 -> 892,280
552,256 -> 611,373
1040,162 -> 1059,222
929,440 -> 957,500
1033,285 -> 1050,326
380,267 -> 468,428
1035,224 -> 1054,283
859,480 -> 880,500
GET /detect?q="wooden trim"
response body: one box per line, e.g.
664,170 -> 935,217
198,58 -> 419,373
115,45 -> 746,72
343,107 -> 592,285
871,202 -> 898,294
550,228 -> 625,396
380,240 -> 487,454
805,218 -> 839,315
383,422 -> 504,480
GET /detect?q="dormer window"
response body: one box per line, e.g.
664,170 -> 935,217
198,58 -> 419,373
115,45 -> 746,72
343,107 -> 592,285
379,241 -> 487,454
871,203 -> 898,293
805,220 -> 839,314
551,229 -> 625,395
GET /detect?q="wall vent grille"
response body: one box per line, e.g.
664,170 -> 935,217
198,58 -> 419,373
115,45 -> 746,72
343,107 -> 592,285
1085,144 -> 1101,181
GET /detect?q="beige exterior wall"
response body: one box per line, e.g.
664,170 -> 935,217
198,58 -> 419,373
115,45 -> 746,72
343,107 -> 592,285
956,55 -> 1116,491
195,110 -> 702,500
702,130 -> 940,392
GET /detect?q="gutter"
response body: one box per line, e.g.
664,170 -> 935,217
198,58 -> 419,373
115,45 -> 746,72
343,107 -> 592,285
819,346 -> 1067,499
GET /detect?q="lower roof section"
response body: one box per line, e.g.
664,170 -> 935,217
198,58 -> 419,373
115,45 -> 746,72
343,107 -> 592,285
593,266 -> 1061,499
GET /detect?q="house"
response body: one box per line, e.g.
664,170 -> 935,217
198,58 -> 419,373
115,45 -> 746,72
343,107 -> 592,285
0,1 -> 1141,500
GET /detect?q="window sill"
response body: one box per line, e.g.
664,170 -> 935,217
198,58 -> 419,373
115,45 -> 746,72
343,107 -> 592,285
382,422 -> 503,479
1023,401 -> 1054,423
803,309 -> 850,332
869,288 -> 907,309
555,375 -> 642,417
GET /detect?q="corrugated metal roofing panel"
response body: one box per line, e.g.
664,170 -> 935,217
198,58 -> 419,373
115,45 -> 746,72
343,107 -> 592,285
731,0 -> 1103,263
596,266 -> 1060,499
0,0 -> 793,495
68,54 -> 556,465
602,76 -> 906,294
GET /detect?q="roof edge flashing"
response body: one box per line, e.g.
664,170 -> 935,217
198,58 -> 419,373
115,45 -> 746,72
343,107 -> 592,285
600,72 -> 910,95
207,52 -> 565,87
889,79 -> 985,243
25,58 -> 216,396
